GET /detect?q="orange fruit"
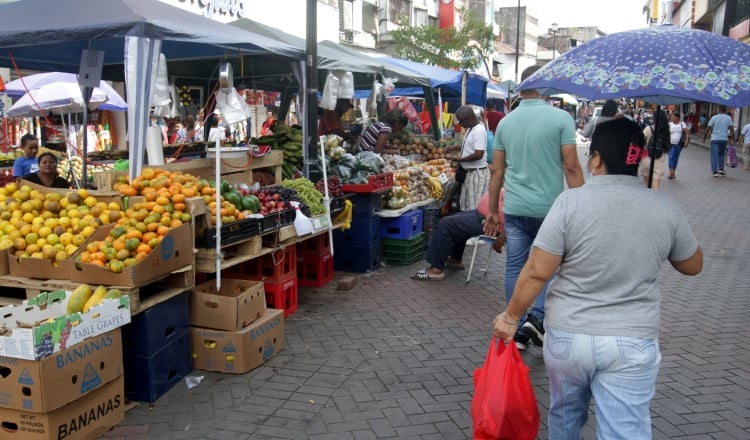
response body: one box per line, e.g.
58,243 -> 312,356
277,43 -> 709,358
155,196 -> 170,206
157,225 -> 170,236
170,219 -> 183,228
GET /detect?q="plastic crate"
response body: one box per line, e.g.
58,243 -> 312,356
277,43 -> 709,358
297,252 -> 334,288
381,209 -> 424,240
260,209 -> 296,233
341,172 -> 394,193
195,218 -> 261,248
382,233 -> 426,265
421,206 -> 441,232
123,329 -> 192,403
297,233 -> 331,257
263,275 -> 298,317
228,246 -> 297,283
351,193 -> 384,219
333,242 -> 382,273
122,292 -> 189,357
333,217 -> 381,247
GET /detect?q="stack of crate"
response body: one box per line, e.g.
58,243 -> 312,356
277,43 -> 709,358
122,292 -> 192,403
297,234 -> 334,287
381,210 -> 426,265
224,247 -> 299,317
190,278 -> 284,374
332,193 -> 383,272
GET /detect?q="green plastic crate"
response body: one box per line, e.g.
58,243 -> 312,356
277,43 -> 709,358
382,233 -> 426,265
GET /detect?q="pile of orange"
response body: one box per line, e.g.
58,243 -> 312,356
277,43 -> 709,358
0,183 -> 122,265
114,167 -> 242,225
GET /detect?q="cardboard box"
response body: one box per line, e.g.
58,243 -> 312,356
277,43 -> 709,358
69,223 -> 193,287
0,375 -> 125,440
190,278 -> 266,331
0,290 -> 131,360
191,308 -> 284,374
0,329 -> 123,412
0,249 -> 8,276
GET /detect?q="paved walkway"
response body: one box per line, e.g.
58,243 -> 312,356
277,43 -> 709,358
103,141 -> 750,440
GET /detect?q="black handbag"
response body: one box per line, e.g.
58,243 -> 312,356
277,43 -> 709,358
455,165 -> 467,183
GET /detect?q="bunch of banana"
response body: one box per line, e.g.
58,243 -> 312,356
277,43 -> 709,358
282,141 -> 303,179
424,176 -> 444,200
67,284 -> 123,314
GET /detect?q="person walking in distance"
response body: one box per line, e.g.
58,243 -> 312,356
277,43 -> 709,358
736,119 -> 750,170
667,112 -> 690,180
702,105 -> 734,177
483,65 -> 585,351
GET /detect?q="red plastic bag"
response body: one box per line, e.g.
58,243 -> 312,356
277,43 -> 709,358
472,338 -> 540,440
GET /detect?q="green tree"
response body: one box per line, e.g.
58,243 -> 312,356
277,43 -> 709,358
390,8 -> 495,71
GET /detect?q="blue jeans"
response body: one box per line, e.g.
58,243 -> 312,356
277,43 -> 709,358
667,143 -> 681,170
710,140 -> 727,173
544,327 -> 661,440
504,214 -> 548,329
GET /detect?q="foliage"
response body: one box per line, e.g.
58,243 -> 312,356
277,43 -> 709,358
390,8 -> 495,71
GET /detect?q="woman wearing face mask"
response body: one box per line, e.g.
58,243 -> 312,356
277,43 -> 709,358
22,152 -> 70,188
492,118 -> 703,439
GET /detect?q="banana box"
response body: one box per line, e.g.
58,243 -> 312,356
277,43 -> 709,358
0,375 -> 125,440
0,248 -> 8,276
0,290 -> 131,361
190,308 -> 284,374
0,329 -> 122,413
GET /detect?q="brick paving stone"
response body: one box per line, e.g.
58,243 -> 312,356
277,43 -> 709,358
107,143 -> 750,439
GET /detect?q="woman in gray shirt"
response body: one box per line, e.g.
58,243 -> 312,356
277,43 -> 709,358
492,118 -> 703,440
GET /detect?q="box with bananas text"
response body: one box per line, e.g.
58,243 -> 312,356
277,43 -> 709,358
0,329 -> 122,412
191,308 -> 283,374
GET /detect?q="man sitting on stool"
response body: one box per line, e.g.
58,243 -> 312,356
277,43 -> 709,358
411,189 -> 504,281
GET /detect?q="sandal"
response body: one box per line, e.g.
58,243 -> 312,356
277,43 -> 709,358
446,261 -> 465,270
411,269 -> 445,281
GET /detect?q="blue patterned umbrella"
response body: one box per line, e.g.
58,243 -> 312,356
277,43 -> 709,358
518,25 -> 750,107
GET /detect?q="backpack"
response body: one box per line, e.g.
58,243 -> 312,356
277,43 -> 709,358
647,124 -> 669,159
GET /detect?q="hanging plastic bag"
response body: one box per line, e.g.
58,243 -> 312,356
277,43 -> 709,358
727,143 -> 738,168
387,97 -> 419,122
382,77 -> 397,97
215,88 -> 252,125
151,53 -> 171,117
471,338 -> 540,440
320,72 -> 340,110
367,80 -> 383,116
337,71 -> 355,100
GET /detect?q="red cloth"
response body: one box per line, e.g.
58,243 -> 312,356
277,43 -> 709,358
486,110 -> 505,132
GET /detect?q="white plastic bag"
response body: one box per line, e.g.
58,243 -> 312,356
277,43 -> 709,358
151,53 -> 171,117
382,77 -> 397,97
367,80 -> 383,115
337,71 -> 354,99
320,73 -> 340,110
215,88 -> 252,125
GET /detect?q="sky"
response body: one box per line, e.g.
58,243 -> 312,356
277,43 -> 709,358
496,0 -> 649,35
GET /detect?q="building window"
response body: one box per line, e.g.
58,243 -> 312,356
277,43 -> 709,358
414,8 -> 428,27
390,0 -> 412,26
363,3 -> 377,34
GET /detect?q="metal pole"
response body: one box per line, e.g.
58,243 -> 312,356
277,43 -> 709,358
514,0 -> 521,83
306,0 -> 318,179
552,31 -> 557,59
81,86 -> 92,188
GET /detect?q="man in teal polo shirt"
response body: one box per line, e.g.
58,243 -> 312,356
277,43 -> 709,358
483,65 -> 584,351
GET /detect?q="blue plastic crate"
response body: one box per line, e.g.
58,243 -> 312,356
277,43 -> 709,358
333,217 -> 382,247
381,210 -> 423,240
124,329 -> 192,403
351,193 -> 384,219
122,291 -> 189,357
333,242 -> 382,272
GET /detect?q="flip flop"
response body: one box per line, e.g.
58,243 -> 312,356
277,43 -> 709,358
445,262 -> 465,270
411,269 -> 445,281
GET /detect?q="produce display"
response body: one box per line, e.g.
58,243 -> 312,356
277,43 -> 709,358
390,133 -> 454,159
315,175 -> 343,198
252,185 -> 311,217
281,177 -> 325,216
0,184 -> 121,263
58,155 -> 112,182
250,123 -> 303,180
67,284 -> 123,314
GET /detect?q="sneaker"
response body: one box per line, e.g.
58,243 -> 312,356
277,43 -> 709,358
514,333 -> 529,351
521,315 -> 545,347
719,170 -> 726,176
713,172 -> 720,177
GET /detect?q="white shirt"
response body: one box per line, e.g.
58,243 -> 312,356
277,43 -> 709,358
669,121 -> 686,145
460,123 -> 488,169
